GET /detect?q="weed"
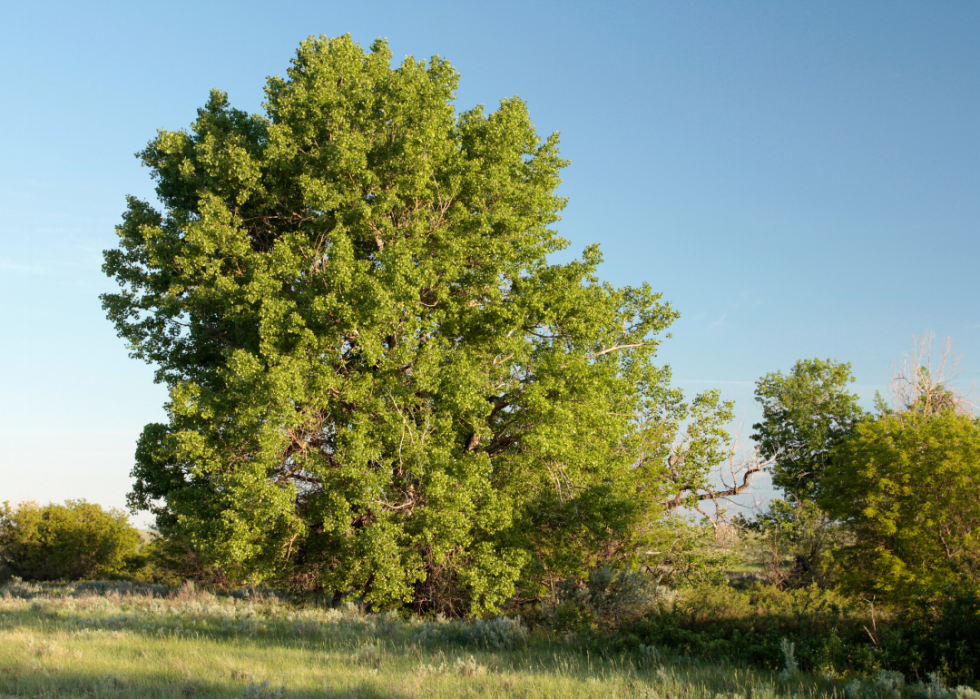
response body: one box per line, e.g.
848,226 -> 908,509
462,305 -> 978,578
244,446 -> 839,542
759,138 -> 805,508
454,654 -> 487,677
242,677 -> 286,699
777,638 -> 799,682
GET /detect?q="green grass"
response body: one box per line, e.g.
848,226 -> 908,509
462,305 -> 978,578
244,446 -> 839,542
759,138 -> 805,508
0,580 -> 850,699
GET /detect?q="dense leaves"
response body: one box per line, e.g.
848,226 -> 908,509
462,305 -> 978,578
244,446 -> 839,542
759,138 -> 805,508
753,359 -> 864,501
0,500 -> 140,581
612,584 -> 876,673
820,410 -> 980,603
103,35 -> 729,613
610,583 -> 980,684
884,588 -> 980,686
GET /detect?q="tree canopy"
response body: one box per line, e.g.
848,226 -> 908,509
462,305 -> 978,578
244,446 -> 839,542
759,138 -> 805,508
752,359 -> 865,502
821,410 -> 980,603
0,500 -> 140,582
103,35 -> 734,614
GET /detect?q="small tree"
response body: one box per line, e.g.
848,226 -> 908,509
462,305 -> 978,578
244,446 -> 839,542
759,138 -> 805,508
0,500 -> 140,581
820,410 -> 980,603
817,335 -> 979,603
753,359 -> 865,501
750,359 -> 865,585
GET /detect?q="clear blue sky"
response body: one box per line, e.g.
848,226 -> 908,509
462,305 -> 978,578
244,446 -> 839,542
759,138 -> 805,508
2,1 -> 977,523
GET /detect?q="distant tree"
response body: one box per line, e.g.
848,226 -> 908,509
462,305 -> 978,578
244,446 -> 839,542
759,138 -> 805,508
0,500 -> 140,581
820,410 -> 980,603
753,359 -> 865,501
749,359 -> 865,585
886,333 -> 975,417
102,35 -> 739,613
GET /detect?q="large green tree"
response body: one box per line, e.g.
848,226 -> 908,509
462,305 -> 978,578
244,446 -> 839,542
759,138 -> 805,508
103,35 -> 728,613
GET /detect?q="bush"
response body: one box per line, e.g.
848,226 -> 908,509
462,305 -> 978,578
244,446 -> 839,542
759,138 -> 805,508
609,582 -> 980,685
541,566 -> 662,633
879,588 -> 980,686
611,582 -> 877,673
820,411 -> 980,604
0,500 -> 140,581
415,614 -> 527,649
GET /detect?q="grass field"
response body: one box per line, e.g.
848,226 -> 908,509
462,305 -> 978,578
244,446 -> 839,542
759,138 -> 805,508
0,580 -> 867,698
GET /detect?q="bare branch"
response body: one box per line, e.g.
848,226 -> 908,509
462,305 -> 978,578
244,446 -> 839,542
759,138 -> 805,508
889,333 -> 975,416
588,341 -> 649,360
662,421 -> 776,515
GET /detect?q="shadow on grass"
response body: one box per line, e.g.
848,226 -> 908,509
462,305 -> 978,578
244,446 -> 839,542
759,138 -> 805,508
0,663 -> 416,699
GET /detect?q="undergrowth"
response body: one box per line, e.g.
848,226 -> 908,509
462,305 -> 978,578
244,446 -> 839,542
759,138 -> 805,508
0,579 -> 976,698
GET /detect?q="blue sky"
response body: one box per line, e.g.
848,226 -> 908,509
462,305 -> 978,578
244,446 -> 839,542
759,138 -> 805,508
2,1 -> 977,523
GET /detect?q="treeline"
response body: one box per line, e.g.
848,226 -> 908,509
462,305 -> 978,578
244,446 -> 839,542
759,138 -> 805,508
4,336 -> 979,683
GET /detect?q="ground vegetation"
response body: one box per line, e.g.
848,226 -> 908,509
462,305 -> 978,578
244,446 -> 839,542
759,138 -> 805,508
3,579 -> 978,698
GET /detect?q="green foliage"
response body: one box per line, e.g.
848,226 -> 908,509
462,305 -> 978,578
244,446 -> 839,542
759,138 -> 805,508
122,536 -> 194,587
746,498 -> 842,587
610,578 -> 980,685
612,582 -> 876,673
542,566 -> 660,632
641,389 -> 747,518
103,34 -> 732,613
753,359 -> 864,501
820,411 -> 980,603
0,500 -> 140,582
880,589 -> 980,687
642,518 -> 741,588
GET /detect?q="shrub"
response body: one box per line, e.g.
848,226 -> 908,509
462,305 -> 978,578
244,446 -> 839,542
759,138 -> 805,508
414,614 -> 527,649
242,678 -> 286,699
0,500 -> 140,581
541,566 -> 661,632
820,411 -> 980,604
611,581 -> 980,685
611,582 -> 876,672
879,588 -> 980,686
844,671 -> 980,699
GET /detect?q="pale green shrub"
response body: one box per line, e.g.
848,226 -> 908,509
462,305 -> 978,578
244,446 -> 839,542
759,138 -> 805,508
242,677 -> 286,699
0,577 -> 170,600
777,638 -> 799,681
414,614 -> 525,649
911,673 -> 980,699
842,671 -> 980,699
872,671 -> 906,699
543,566 -> 659,630
638,643 -> 664,665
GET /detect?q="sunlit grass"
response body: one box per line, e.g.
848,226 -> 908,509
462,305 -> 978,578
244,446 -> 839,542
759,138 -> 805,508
0,580 -> 855,698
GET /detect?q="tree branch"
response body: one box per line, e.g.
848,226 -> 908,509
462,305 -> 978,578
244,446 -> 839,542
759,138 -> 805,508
588,342 -> 648,360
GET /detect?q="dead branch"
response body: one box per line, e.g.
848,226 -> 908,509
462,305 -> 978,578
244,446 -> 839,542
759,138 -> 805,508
889,333 -> 975,416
